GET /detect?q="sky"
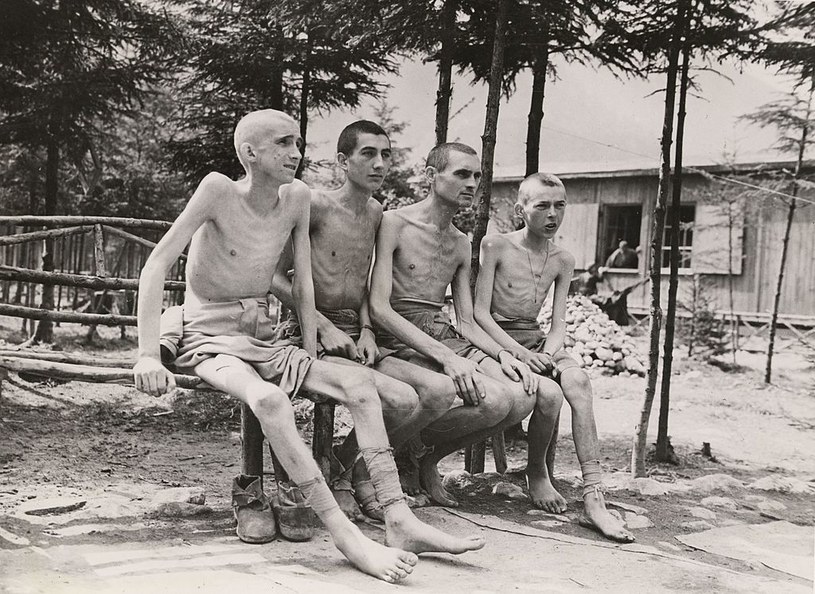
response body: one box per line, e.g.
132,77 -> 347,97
305,55 -> 799,178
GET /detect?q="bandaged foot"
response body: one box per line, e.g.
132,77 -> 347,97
359,447 -> 482,554
526,469 -> 567,513
353,459 -> 385,522
303,475 -> 418,583
418,457 -> 459,508
577,461 -> 634,543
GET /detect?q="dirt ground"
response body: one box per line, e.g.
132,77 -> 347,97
0,319 -> 813,592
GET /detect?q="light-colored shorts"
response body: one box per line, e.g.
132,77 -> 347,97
171,298 -> 313,399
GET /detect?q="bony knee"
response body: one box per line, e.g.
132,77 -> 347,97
249,385 -> 292,420
536,384 -> 564,412
339,372 -> 380,409
562,369 -> 592,397
383,384 -> 419,416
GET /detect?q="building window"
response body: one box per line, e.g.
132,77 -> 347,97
661,205 -> 695,269
601,205 -> 641,269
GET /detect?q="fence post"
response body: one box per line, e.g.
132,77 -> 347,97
86,225 -> 107,342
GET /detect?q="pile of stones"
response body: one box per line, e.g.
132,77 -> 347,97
540,295 -> 646,376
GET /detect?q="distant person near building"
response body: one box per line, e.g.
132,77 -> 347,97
576,264 -> 606,298
605,240 -> 638,269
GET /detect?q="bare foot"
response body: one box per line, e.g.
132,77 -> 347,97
330,516 -> 418,583
418,458 -> 459,508
332,488 -> 365,523
527,470 -> 567,513
579,491 -> 634,543
385,504 -> 486,555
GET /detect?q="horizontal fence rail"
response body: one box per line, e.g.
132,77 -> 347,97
0,216 -> 172,230
0,265 -> 185,291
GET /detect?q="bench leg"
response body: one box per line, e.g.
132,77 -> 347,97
465,441 -> 486,474
492,431 -> 507,474
240,403 -> 264,483
312,401 -> 335,481
464,431 -> 508,475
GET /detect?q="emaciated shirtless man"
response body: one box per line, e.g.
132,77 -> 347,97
272,121 -> 460,517
369,142 -> 564,507
474,172 -> 633,542
133,110 -> 485,584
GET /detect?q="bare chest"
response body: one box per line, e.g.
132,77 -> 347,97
188,207 -> 295,300
311,212 -> 377,276
393,226 -> 460,297
492,248 -> 558,315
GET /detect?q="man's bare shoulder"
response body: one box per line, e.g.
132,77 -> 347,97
366,197 -> 384,220
197,171 -> 235,199
381,207 -> 409,230
280,179 -> 312,214
181,172 -> 235,220
482,232 -> 514,257
310,187 -> 331,205
550,241 -> 576,270
451,226 -> 471,251
307,188 -> 332,222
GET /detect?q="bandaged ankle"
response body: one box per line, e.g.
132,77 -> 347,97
360,447 -> 405,511
297,474 -> 339,518
580,459 -> 604,498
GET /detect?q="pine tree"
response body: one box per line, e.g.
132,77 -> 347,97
0,0 -> 180,343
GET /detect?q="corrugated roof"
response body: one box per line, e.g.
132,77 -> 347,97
493,158 -> 815,183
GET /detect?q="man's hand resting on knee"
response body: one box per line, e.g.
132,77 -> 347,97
441,355 -> 486,406
497,351 -> 538,395
134,356 -> 177,396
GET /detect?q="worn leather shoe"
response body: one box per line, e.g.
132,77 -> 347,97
232,474 -> 276,544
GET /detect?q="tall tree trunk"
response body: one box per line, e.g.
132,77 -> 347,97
270,69 -> 284,111
525,31 -> 550,177
632,0 -> 687,477
470,0 -> 508,290
435,0 -> 456,145
727,199 -> 737,363
269,25 -> 286,111
765,77 -> 812,383
296,31 -> 313,180
655,27 -> 692,463
34,135 -> 59,343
